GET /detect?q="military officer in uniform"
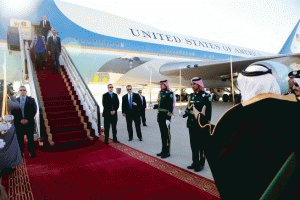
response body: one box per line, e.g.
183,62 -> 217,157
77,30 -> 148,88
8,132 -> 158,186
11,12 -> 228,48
153,80 -> 174,159
288,70 -> 300,100
182,77 -> 211,172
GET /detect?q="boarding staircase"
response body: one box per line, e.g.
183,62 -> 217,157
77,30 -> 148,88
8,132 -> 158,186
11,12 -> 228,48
16,32 -> 101,147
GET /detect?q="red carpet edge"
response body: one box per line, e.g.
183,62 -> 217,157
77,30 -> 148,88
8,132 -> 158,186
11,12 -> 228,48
98,135 -> 220,199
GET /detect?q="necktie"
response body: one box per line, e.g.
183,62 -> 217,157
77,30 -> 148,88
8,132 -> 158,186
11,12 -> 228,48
129,94 -> 132,109
20,97 -> 25,117
140,95 -> 143,105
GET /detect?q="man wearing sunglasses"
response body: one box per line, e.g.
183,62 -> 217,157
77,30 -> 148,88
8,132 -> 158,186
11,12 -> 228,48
102,84 -> 120,144
16,86 -> 37,157
122,85 -> 143,141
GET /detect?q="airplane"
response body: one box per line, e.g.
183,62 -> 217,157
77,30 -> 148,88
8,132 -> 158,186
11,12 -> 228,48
0,0 -> 300,103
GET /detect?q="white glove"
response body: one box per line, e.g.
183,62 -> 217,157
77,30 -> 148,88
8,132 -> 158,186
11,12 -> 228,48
0,139 -> 6,149
166,120 -> 170,126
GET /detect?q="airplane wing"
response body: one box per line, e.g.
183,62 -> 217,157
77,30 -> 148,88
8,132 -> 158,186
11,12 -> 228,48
159,54 -> 300,82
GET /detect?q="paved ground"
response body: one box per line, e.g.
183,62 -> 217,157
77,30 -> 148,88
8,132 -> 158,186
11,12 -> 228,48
102,102 -> 234,181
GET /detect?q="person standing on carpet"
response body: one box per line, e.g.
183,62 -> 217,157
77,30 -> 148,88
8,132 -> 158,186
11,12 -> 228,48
122,85 -> 143,141
138,90 -> 147,126
102,84 -> 120,144
16,86 -> 37,158
182,77 -> 211,172
47,29 -> 61,71
153,80 -> 174,159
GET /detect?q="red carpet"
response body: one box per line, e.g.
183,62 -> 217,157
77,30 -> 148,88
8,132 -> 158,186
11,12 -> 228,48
2,137 -> 220,200
35,64 -> 95,145
1,53 -> 220,199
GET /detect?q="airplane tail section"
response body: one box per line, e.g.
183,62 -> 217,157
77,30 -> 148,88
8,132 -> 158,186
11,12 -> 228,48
279,20 -> 300,54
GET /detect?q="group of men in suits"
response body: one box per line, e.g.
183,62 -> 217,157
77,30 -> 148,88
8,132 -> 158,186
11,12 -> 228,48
102,84 -> 147,144
37,16 -> 61,71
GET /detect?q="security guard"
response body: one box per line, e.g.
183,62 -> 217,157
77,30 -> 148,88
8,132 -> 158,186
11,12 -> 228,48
183,77 -> 211,172
154,80 -> 174,159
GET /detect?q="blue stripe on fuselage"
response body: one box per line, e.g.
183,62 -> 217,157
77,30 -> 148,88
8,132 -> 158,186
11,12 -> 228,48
0,0 -> 244,60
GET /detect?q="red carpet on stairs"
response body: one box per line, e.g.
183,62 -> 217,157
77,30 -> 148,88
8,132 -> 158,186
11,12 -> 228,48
35,67 -> 92,145
2,138 -> 220,200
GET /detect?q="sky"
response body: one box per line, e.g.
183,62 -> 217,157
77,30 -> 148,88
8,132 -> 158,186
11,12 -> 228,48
61,0 -> 300,54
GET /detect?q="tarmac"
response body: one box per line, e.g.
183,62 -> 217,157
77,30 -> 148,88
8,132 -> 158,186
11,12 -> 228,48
103,101 -> 234,181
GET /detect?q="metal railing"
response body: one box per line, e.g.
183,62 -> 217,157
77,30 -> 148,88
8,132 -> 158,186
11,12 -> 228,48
61,47 -> 101,136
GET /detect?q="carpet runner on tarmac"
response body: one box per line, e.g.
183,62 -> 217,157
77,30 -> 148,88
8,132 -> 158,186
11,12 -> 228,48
2,136 -> 221,200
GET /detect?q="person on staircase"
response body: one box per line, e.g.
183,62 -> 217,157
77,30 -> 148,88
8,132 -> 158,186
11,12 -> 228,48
102,84 -> 120,144
16,86 -> 37,158
39,16 -> 51,42
30,28 -> 47,70
47,29 -> 61,72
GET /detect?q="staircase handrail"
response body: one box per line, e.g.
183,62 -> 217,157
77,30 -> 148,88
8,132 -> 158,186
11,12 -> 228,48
21,38 -> 45,140
61,46 -> 101,135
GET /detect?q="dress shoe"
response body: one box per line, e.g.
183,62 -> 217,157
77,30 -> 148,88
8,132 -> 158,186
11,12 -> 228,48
104,141 -> 109,145
143,124 -> 147,127
29,153 -> 36,158
161,153 -> 170,159
128,139 -> 133,141
156,152 -> 163,156
113,140 -> 120,143
139,138 -> 143,141
194,166 -> 204,172
187,164 -> 195,169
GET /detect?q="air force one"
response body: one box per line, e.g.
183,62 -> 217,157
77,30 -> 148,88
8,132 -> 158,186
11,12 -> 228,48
1,0 -> 300,100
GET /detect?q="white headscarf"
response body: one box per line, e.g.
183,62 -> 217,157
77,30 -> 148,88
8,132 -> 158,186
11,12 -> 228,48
237,65 -> 281,102
294,77 -> 300,86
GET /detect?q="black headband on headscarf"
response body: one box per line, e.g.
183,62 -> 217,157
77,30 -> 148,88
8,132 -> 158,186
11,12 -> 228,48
241,65 -> 272,77
289,70 -> 300,78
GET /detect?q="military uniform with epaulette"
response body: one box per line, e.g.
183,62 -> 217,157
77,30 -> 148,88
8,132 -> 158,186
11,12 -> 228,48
183,91 -> 212,171
154,89 -> 174,158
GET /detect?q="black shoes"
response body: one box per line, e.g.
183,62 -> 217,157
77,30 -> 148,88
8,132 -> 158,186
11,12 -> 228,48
113,140 -> 120,143
161,153 -> 170,159
139,138 -> 143,141
128,139 -> 133,141
143,124 -> 147,127
187,164 -> 195,169
104,141 -> 109,145
29,152 -> 36,158
156,152 -> 163,156
194,166 -> 204,172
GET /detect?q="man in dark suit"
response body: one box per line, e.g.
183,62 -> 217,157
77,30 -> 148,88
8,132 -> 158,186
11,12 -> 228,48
47,29 -> 61,71
138,90 -> 147,126
122,85 -> 143,141
16,86 -> 37,157
39,16 -> 51,42
102,84 -> 120,144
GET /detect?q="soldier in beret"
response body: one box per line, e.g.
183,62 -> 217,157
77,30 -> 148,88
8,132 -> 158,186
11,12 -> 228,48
182,77 -> 211,172
289,70 -> 300,100
153,80 -> 175,159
